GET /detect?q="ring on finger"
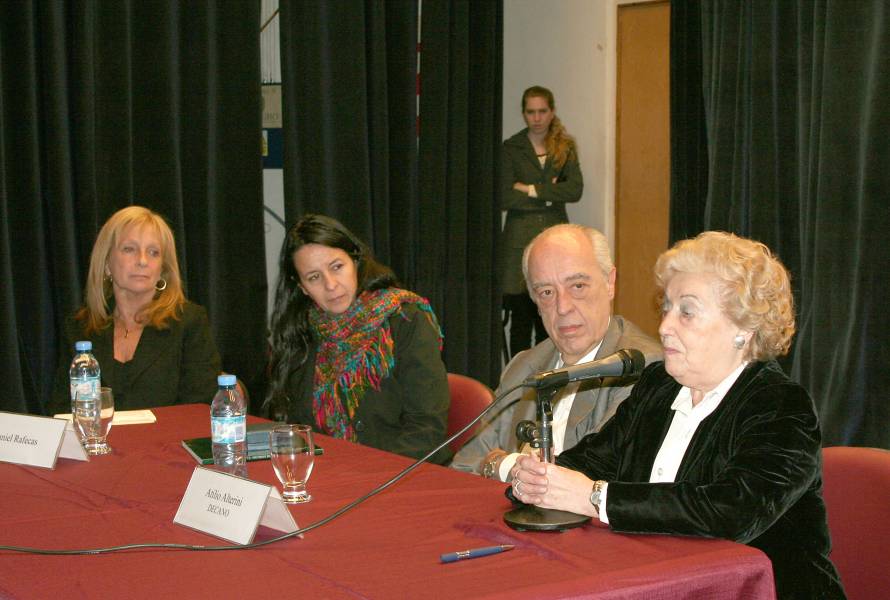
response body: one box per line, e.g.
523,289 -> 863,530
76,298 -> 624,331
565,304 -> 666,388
514,481 -> 523,496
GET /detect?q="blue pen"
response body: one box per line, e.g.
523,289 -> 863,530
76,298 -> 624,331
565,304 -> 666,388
440,544 -> 515,563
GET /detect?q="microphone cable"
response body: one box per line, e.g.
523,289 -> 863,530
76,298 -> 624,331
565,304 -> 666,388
0,381 -> 524,556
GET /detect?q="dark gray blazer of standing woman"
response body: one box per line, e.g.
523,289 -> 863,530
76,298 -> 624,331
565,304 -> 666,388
500,128 -> 583,295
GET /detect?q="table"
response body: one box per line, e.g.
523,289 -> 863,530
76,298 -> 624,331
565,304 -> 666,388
0,404 -> 776,599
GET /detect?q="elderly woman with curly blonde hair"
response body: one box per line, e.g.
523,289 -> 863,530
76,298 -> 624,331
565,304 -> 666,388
510,231 -> 845,600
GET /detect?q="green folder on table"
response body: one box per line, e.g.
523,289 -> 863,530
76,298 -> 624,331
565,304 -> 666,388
181,422 -> 323,465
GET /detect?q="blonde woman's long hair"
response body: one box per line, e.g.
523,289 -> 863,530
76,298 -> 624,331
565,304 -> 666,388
522,85 -> 578,171
77,206 -> 186,334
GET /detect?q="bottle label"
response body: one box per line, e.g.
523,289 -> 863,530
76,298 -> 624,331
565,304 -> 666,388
211,416 -> 246,444
70,378 -> 100,404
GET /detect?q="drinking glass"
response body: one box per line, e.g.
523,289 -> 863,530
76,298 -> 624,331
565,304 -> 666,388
269,424 -> 314,503
74,387 -> 114,455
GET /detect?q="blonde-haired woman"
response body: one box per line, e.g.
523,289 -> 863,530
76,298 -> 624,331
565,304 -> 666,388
511,232 -> 845,599
50,206 -> 220,413
501,85 -> 583,358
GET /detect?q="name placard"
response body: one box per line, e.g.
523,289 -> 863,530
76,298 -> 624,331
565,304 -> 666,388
0,412 -> 75,469
59,421 -> 90,462
173,466 -> 299,545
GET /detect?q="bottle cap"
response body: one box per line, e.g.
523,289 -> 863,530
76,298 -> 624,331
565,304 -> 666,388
217,374 -> 237,387
75,340 -> 93,352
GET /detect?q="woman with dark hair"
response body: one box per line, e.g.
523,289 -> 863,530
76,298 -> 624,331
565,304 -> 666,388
266,214 -> 451,463
501,85 -> 583,358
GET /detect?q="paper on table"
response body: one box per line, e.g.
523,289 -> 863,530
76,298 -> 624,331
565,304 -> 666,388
54,409 -> 157,425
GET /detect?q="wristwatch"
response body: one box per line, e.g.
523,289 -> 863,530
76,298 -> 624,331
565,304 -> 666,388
589,480 -> 607,512
482,455 -> 500,479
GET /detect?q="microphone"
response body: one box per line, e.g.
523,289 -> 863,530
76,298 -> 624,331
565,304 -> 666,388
523,348 -> 646,389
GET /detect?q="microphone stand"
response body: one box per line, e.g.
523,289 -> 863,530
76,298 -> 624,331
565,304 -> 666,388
503,384 -> 590,532
538,385 -> 555,463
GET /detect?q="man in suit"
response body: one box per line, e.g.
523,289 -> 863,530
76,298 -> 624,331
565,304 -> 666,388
451,224 -> 661,481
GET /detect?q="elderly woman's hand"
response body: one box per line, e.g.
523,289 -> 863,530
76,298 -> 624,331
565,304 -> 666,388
511,454 -> 599,517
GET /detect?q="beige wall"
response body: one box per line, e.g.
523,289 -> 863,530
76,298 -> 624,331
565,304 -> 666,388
504,0 -> 638,251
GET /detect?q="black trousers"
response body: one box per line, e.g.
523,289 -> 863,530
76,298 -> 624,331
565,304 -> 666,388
503,293 -> 548,358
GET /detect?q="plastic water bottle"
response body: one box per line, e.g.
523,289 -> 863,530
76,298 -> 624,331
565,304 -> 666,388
211,374 -> 247,477
69,341 -> 101,413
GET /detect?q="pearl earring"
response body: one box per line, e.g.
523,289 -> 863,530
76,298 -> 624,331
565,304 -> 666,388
732,334 -> 746,349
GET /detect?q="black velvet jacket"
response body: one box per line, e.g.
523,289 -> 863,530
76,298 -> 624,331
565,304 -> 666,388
558,361 -> 846,600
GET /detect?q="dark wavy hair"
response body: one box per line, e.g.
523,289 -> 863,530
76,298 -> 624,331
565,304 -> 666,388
265,214 -> 398,414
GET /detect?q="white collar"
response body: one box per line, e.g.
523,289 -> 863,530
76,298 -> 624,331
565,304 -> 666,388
671,361 -> 748,418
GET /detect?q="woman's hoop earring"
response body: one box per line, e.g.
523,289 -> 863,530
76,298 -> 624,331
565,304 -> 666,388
155,278 -> 168,291
732,334 -> 746,349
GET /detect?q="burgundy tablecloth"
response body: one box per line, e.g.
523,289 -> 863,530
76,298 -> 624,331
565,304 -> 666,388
0,404 -> 776,599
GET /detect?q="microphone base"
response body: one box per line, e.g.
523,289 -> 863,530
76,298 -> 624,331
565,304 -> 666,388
503,505 -> 590,532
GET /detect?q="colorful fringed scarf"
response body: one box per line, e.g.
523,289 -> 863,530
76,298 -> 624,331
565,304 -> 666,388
309,288 -> 443,440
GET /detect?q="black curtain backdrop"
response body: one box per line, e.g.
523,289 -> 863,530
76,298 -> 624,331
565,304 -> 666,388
671,1 -> 890,448
0,0 -> 267,414
280,0 -> 503,386
417,0 -> 502,382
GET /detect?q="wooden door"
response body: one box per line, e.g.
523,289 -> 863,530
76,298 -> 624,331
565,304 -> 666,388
613,0 -> 671,339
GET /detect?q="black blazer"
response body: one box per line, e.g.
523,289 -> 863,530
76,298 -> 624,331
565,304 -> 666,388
50,302 -> 221,414
500,128 -> 583,294
558,361 -> 846,600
